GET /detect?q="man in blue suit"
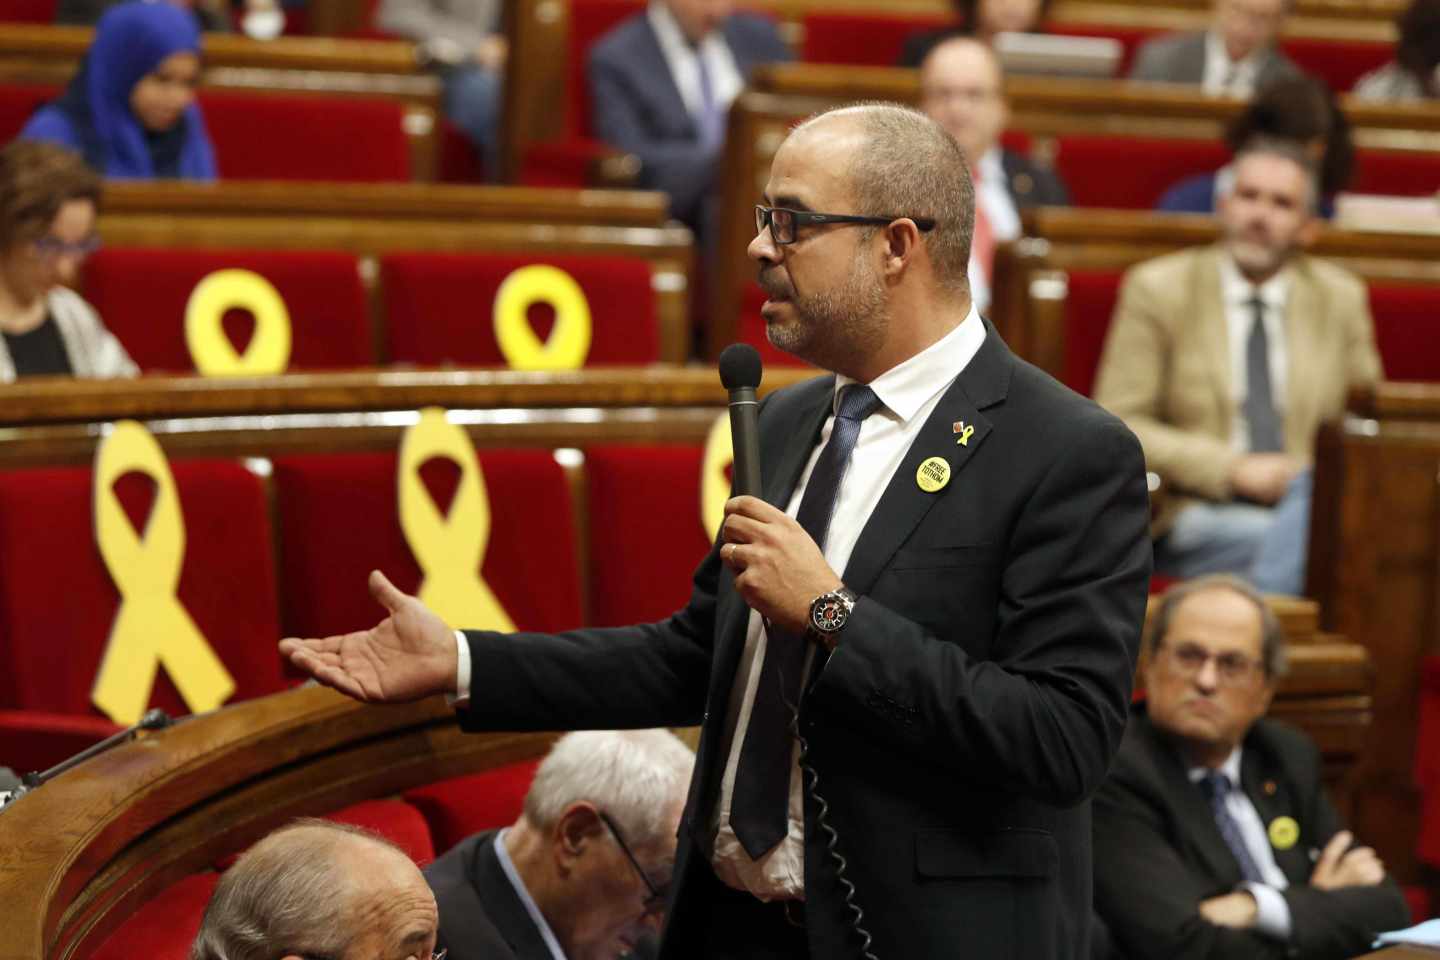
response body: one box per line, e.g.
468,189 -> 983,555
588,0 -> 791,231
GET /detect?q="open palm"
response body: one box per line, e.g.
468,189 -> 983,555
279,570 -> 457,703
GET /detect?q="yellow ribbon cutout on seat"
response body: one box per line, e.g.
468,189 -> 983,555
492,265 -> 592,371
700,412 -> 734,542
398,408 -> 516,631
184,268 -> 293,376
91,420 -> 236,726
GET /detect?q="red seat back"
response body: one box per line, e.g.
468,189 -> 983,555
91,872 -> 220,960
271,450 -> 583,639
197,91 -> 411,182
0,83 -> 58,145
325,798 -> 437,866
1371,283 -> 1440,383
584,445 -> 717,627
380,252 -> 659,367
1282,37 -> 1392,93
1351,149 -> 1440,198
1060,269 -> 1126,397
83,248 -> 373,373
405,759 -> 542,853
569,0 -> 648,139
1054,136 -> 1231,209
0,0 -> 58,22
800,12 -> 949,65
0,460 -> 285,718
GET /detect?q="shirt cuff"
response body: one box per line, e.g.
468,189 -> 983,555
1244,883 -> 1293,940
445,629 -> 471,707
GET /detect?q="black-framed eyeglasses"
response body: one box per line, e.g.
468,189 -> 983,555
755,205 -> 936,245
1160,642 -> 1263,686
32,235 -> 101,261
598,810 -> 669,915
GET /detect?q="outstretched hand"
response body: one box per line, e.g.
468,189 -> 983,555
279,570 -> 458,704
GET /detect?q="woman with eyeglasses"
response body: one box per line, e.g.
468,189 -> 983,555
0,140 -> 136,381
20,1 -> 217,180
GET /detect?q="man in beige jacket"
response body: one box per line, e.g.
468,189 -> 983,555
1094,137 -> 1382,595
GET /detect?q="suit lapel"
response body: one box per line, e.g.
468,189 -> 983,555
1196,247 -> 1235,443
1240,741 -> 1310,884
639,17 -> 699,140
1139,718 -> 1246,886
1282,263 -> 1321,457
842,322 -> 1008,596
471,832 -> 553,958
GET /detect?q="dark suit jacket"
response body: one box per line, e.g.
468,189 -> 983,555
1128,31 -> 1299,88
1094,706 -> 1411,960
425,830 -> 552,960
1002,148 -> 1071,208
587,13 -> 791,226
457,322 -> 1152,959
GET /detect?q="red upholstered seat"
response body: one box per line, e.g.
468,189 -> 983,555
380,252 -> 660,367
0,83 -> 58,145
326,797 -> 437,866
800,12 -> 949,65
197,91 -> 411,182
405,759 -> 542,854
1370,283 -> 1440,383
91,871 -> 219,960
1351,149 -> 1440,198
1417,656 -> 1440,872
1282,37 -> 1392,93
0,460 -> 285,770
1058,269 -> 1125,397
1054,136 -> 1231,209
0,0 -> 58,22
584,445 -> 717,627
82,248 -> 373,373
518,0 -> 642,186
271,450 -> 583,639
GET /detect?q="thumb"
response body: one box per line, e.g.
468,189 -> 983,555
369,569 -> 409,615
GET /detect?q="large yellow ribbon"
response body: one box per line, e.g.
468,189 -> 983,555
700,412 -> 734,542
492,265 -> 592,371
184,268 -> 293,376
91,421 -> 236,725
398,408 -> 515,631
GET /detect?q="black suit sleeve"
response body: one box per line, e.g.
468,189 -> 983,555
809,415 -> 1152,806
456,544 -> 719,732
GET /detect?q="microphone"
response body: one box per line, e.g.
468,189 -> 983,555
719,343 -> 763,498
0,709 -> 173,811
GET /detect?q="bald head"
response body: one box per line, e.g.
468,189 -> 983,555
190,819 -> 438,960
920,37 -> 1008,167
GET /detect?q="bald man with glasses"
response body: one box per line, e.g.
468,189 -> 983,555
1092,575 -> 1409,960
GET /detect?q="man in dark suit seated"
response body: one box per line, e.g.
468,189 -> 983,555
919,36 -> 1069,313
1129,0 -> 1299,97
426,730 -> 694,960
587,0 -> 791,233
1094,575 -> 1411,960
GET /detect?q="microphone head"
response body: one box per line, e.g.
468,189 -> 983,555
719,343 -> 763,391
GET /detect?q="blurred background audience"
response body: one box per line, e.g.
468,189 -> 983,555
899,0 -> 1055,66
1130,0 -> 1298,96
1158,74 -> 1354,218
0,140 -> 135,381
1354,0 -> 1440,100
21,2 -> 215,179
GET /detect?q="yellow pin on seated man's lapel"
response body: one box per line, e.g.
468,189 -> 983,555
398,408 -> 516,631
91,421 -> 236,726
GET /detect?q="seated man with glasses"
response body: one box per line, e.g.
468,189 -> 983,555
190,818 -> 443,960
425,729 -> 694,960
1093,575 -> 1409,960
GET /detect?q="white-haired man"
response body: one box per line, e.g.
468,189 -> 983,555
426,730 -> 694,960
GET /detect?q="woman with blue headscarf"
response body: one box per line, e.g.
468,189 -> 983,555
21,1 -> 217,180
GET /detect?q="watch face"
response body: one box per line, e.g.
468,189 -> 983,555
812,595 -> 849,633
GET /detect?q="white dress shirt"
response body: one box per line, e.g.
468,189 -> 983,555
1187,748 -> 1293,939
967,148 -> 1023,314
1218,256 -> 1290,453
708,307 -> 987,901
1202,30 -> 1266,97
493,828 -> 570,960
646,2 -> 743,123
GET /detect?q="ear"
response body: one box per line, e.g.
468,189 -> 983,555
554,801 -> 605,867
880,218 -> 926,281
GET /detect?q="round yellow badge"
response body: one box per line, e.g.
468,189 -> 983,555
916,456 -> 951,493
1268,816 -> 1299,851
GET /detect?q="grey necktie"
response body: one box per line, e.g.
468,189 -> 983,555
1200,771 -> 1267,883
1243,296 -> 1284,453
693,48 -> 725,148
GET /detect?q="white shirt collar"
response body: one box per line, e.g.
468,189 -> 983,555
976,147 -> 1005,183
648,2 -> 710,54
1219,253 -> 1291,312
835,305 -> 985,424
1188,745 -> 1244,789
492,828 -> 570,960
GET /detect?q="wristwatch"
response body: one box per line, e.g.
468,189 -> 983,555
807,586 -> 858,649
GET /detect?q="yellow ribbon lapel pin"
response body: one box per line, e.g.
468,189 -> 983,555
952,420 -> 975,446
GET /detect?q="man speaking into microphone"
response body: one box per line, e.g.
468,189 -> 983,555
282,103 -> 1151,960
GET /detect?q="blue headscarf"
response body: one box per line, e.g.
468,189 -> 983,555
50,2 -> 216,179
